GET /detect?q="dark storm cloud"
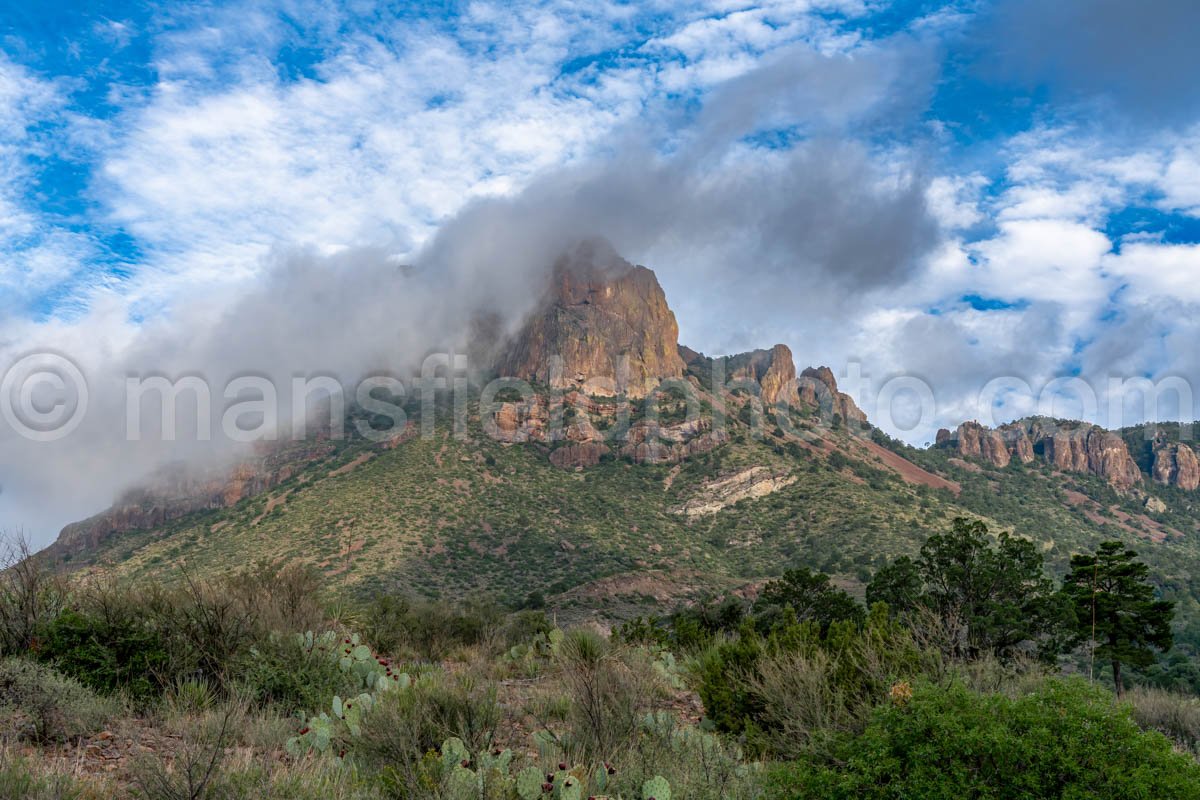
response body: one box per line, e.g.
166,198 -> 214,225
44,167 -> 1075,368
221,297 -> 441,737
421,32 -> 944,337
977,0 -> 1200,124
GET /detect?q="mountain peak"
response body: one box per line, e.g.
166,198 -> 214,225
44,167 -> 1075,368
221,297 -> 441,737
496,242 -> 686,398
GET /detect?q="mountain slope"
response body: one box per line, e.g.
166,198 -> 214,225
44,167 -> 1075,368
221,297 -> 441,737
45,246 -> 1200,651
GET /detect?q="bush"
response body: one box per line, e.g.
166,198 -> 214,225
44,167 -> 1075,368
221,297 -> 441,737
765,678 -> 1200,799
355,596 -> 505,660
554,629 -> 659,765
132,705 -> 241,800
0,751 -> 106,800
746,648 -> 859,760
141,576 -> 260,690
0,534 -> 67,659
0,658 -> 120,743
224,561 -> 326,635
618,711 -> 761,800
697,607 -> 930,756
37,607 -> 170,702
694,627 -> 765,739
236,633 -> 362,714
355,669 -> 500,797
1127,684 -> 1200,754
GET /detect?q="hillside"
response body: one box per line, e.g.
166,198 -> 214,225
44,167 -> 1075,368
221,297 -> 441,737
44,246 -> 1200,658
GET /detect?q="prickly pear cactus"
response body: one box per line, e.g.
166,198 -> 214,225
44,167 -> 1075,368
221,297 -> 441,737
286,629 -> 413,757
516,766 -> 544,800
285,712 -> 334,755
642,775 -> 671,800
441,737 -> 471,773
443,765 -> 478,800
593,765 -> 609,792
477,746 -> 513,776
557,774 -> 583,800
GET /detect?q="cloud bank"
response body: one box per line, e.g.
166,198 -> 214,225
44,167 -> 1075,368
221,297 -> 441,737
2,0 -> 1200,547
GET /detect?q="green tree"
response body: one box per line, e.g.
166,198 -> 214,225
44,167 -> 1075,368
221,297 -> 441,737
865,556 -> 922,613
753,567 -> 864,633
917,518 -> 1061,660
1061,540 -> 1174,696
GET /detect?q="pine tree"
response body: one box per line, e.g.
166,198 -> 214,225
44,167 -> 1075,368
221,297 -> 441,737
1061,541 -> 1174,696
912,518 -> 1060,660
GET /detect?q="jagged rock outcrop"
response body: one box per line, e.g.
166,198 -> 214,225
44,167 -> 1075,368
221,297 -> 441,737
945,419 -> 1034,466
953,421 -> 1012,468
1153,441 -> 1200,491
1036,423 -> 1142,490
1007,425 -> 1036,463
486,390 -> 725,468
549,442 -> 611,469
620,418 -> 727,464
689,345 -> 866,427
496,240 -> 686,398
724,344 -> 800,407
938,418 -> 1140,490
798,366 -> 868,426
674,467 -> 797,518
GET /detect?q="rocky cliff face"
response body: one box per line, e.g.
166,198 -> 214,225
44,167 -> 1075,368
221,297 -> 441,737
937,419 -> 1141,490
487,389 -> 727,469
49,441 -> 336,561
496,240 -> 686,398
946,421 -> 1015,468
1153,441 -> 1200,491
798,366 -> 868,426
1038,424 -> 1141,489
724,344 -> 799,407
691,345 -> 866,426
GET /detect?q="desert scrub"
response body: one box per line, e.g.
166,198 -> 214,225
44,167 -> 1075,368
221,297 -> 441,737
0,749 -> 113,800
237,633 -> 364,714
353,669 -> 501,797
547,629 -> 663,766
764,678 -> 1200,799
1126,684 -> 1200,754
0,658 -> 122,744
37,606 -> 171,702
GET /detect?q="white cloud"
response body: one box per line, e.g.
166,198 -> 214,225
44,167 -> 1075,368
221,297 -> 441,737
0,56 -> 99,310
1104,241 -> 1200,303
1161,139 -> 1200,216
971,219 -> 1111,307
6,2 -> 1200,547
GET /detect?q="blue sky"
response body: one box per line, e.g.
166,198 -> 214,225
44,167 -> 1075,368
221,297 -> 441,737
3,0 -> 1200,542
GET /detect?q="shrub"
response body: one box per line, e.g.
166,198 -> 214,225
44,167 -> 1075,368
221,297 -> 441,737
1127,684 -> 1200,754
746,648 -> 858,760
0,533 -> 67,659
131,705 -> 241,800
552,630 -> 660,765
143,575 -> 260,690
694,627 -> 765,739
698,607 -> 933,757
619,712 -> 761,800
37,606 -> 170,702
237,633 -> 362,714
0,657 -> 120,743
223,561 -> 327,635
355,596 -> 506,660
0,751 -> 108,800
764,678 -> 1200,799
355,669 -> 500,797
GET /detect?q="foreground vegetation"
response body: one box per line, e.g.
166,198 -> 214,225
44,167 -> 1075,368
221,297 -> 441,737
3,522 -> 1200,798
